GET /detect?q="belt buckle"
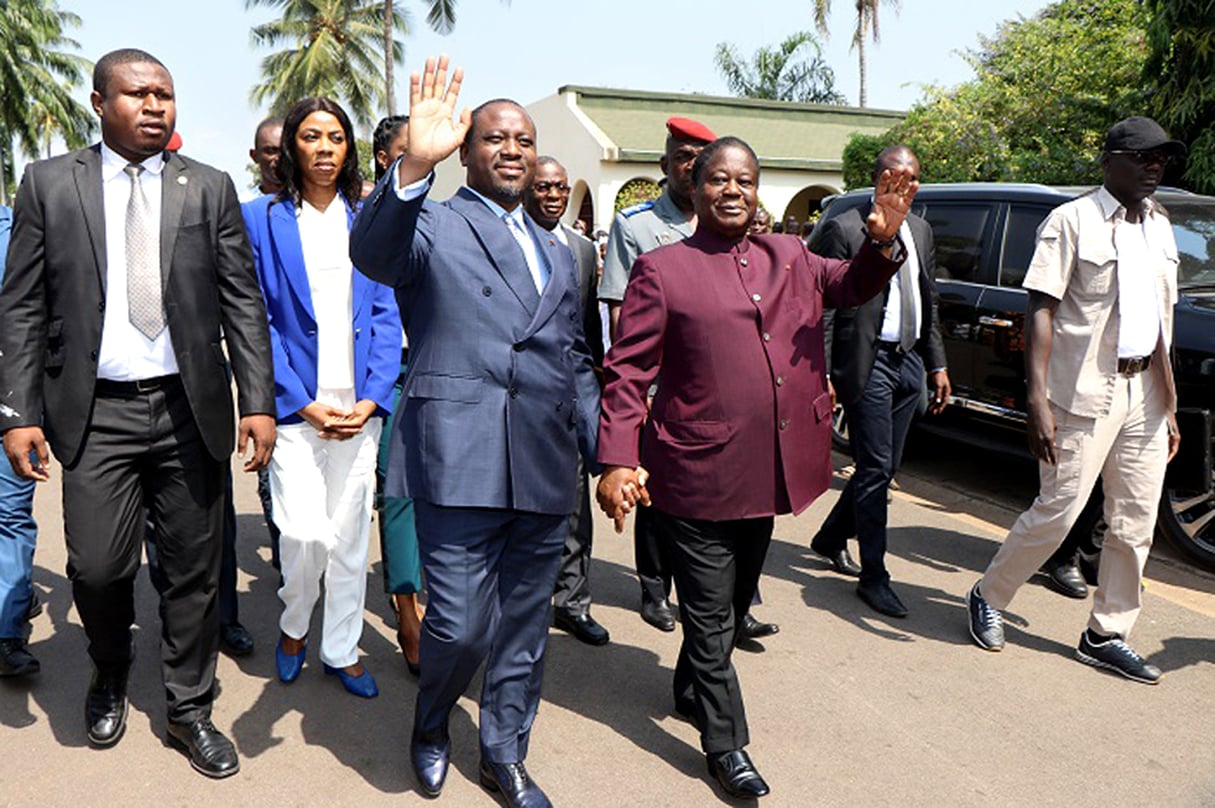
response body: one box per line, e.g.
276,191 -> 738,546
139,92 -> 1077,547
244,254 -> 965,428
133,376 -> 160,392
1120,356 -> 1146,376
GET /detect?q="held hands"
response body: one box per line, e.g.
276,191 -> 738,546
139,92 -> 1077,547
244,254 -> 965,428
238,414 -> 276,472
397,55 -> 472,186
866,166 -> 920,245
596,465 -> 651,533
299,400 -> 377,440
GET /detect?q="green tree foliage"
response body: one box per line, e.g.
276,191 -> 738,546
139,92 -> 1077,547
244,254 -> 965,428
1143,0 -> 1215,194
812,0 -> 901,107
842,0 -> 1150,188
0,0 -> 94,201
714,31 -> 845,105
614,178 -> 661,214
248,0 -> 407,130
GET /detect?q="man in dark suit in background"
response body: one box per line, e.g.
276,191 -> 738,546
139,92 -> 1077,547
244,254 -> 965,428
350,58 -> 600,808
809,145 -> 950,618
524,155 -> 610,647
0,49 -> 275,777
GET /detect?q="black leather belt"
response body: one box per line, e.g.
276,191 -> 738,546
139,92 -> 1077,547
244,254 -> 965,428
1117,355 -> 1152,376
95,374 -> 182,395
876,340 -> 907,355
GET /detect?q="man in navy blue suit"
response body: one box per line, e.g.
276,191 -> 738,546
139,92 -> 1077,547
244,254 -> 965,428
350,57 -> 599,808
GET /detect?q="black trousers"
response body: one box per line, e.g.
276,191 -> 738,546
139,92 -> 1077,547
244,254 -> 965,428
553,456 -> 594,617
62,381 -> 224,724
654,508 -> 773,755
634,506 -> 672,605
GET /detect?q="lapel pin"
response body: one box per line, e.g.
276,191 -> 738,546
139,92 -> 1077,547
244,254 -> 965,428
177,175 -> 188,185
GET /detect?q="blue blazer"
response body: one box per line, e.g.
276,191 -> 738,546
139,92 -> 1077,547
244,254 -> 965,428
242,194 -> 401,424
350,177 -> 600,516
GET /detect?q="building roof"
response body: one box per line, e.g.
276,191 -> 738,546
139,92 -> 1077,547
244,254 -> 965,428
559,85 -> 904,171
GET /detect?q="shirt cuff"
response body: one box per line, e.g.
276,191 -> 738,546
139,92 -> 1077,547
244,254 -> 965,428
394,169 -> 433,201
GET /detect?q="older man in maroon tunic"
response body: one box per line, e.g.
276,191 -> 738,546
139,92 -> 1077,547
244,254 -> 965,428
597,136 -> 917,800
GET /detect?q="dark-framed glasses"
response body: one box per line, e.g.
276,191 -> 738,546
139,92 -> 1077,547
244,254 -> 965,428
1107,149 -> 1174,166
532,181 -> 570,194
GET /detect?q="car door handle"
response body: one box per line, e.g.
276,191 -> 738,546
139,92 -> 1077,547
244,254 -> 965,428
978,316 -> 1014,328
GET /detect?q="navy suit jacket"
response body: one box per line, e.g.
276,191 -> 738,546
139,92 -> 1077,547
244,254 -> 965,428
242,194 -> 401,424
350,176 -> 600,515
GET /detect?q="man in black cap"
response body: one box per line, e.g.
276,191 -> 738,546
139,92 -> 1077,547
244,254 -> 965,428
966,117 -> 1185,684
598,117 -> 778,641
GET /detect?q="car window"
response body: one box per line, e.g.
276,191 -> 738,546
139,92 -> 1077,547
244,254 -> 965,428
922,203 -> 994,283
1000,205 -> 1053,288
1168,200 -> 1215,288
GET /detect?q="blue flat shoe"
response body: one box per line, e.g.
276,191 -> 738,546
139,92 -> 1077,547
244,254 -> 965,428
275,639 -> 306,683
323,663 -> 378,698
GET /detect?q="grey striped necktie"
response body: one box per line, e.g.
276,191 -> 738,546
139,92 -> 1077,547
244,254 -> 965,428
123,163 -> 165,339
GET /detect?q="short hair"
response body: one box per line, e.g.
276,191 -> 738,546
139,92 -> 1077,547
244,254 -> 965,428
872,144 -> 917,176
372,114 -> 409,180
690,136 -> 759,186
275,97 -> 363,207
535,155 -> 564,171
93,48 -> 167,96
254,116 -> 284,146
464,98 -> 529,146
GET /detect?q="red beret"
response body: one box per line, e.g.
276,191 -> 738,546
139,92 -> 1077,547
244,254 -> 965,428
666,116 -> 716,144
166,131 -> 183,151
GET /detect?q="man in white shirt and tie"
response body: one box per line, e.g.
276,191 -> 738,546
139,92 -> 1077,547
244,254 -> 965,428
0,48 -> 275,776
810,145 -> 951,618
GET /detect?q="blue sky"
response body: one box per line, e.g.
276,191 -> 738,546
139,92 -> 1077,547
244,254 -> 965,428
54,0 -> 1051,184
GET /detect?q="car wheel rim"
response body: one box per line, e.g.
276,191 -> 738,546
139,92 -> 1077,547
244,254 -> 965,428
1168,482 -> 1215,557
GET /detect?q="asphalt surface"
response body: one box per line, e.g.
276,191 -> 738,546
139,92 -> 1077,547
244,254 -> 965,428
2,440 -> 1213,807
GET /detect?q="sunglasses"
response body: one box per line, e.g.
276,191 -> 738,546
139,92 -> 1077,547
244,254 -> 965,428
1107,149 -> 1174,166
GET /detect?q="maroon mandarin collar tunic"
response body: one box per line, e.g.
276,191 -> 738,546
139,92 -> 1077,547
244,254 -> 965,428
598,228 -> 900,522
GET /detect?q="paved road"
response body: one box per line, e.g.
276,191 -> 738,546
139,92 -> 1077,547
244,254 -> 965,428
2,447 -> 1212,807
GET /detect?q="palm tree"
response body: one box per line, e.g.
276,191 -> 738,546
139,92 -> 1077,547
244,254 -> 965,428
247,0 -> 407,129
714,31 -> 845,104
0,0 -> 94,202
812,0 -> 902,107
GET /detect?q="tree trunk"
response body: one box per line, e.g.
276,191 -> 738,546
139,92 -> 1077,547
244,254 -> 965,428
0,138 -> 9,207
384,0 -> 396,115
857,14 -> 868,107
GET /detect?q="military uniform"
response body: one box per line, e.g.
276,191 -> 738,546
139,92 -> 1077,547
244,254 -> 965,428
598,190 -> 696,303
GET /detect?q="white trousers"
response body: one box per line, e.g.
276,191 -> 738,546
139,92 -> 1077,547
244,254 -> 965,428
271,410 -> 381,668
980,370 -> 1169,639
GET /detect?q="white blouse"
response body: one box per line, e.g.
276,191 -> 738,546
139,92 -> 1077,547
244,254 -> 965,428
298,198 -> 355,391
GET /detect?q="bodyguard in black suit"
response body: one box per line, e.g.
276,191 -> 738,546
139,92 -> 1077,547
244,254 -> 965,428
810,146 -> 950,617
524,155 -> 610,647
0,49 -> 275,777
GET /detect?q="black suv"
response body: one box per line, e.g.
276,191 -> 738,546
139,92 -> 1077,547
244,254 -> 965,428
810,183 -> 1215,571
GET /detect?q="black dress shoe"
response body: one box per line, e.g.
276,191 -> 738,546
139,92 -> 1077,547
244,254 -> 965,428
411,725 -> 451,798
0,638 -> 40,677
220,622 -> 255,657
85,667 -> 129,747
740,613 -> 780,640
856,580 -> 909,618
166,718 -> 240,778
479,760 -> 552,808
640,597 -> 676,632
810,537 -> 862,577
553,611 -> 610,646
1039,560 -> 1089,599
707,749 -> 770,798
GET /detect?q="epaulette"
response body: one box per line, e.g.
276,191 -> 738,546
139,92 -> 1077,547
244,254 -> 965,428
620,200 -> 655,218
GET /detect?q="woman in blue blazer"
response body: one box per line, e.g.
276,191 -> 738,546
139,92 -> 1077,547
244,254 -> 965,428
242,97 -> 401,698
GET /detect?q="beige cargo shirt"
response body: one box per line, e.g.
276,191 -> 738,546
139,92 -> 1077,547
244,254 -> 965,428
1023,186 -> 1179,418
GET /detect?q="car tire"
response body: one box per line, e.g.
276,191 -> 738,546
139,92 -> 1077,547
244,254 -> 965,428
831,401 -> 850,453
1157,482 -> 1215,572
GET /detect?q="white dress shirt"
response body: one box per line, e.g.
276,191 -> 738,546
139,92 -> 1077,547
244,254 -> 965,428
1113,217 -> 1163,358
298,198 -> 355,391
97,143 -> 179,381
878,218 -> 923,343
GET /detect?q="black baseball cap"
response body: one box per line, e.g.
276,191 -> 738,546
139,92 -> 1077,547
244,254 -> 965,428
1103,117 -> 1187,157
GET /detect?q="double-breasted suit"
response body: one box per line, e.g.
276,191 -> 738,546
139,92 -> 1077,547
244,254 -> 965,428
350,176 -> 599,762
0,144 -> 274,724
